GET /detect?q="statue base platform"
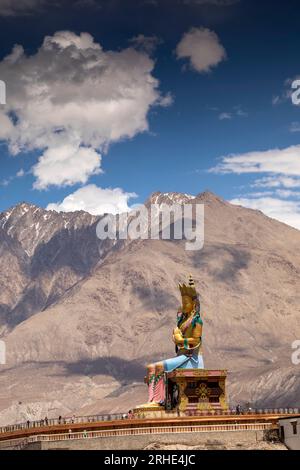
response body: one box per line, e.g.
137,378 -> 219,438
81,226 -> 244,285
134,369 -> 228,419
133,403 -> 169,419
166,369 -> 228,414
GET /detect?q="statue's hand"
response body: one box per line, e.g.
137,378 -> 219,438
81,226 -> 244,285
173,327 -> 182,337
173,327 -> 184,346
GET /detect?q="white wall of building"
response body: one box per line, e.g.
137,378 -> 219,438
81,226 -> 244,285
279,417 -> 300,450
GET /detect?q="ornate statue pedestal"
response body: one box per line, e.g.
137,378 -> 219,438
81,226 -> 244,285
133,403 -> 169,419
134,369 -> 228,419
166,369 -> 229,414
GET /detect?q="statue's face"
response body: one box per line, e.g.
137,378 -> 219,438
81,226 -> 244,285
182,295 -> 194,314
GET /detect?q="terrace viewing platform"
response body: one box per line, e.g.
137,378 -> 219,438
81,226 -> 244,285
0,408 -> 299,450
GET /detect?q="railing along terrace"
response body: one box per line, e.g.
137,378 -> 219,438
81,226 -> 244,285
0,422 -> 274,448
0,412 -> 125,434
184,408 -> 300,417
0,408 -> 299,435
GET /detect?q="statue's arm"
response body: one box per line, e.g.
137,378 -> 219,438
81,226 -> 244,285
173,323 -> 202,348
180,324 -> 202,348
187,323 -> 202,347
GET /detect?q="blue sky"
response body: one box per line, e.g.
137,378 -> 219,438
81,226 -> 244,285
0,0 -> 300,228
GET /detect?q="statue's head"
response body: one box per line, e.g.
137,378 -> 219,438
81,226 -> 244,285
179,275 -> 198,315
181,295 -> 195,314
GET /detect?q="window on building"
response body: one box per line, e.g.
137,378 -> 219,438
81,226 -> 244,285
291,421 -> 298,435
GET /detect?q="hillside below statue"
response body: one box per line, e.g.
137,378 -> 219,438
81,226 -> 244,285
135,276 -> 228,418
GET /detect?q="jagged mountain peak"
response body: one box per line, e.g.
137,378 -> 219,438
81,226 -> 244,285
15,201 -> 40,210
1,201 -> 95,220
1,201 -> 40,220
146,191 -> 196,206
195,190 -> 225,204
0,200 -> 97,257
145,190 -> 226,207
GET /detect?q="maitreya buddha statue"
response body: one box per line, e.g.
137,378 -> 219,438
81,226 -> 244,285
144,275 -> 204,406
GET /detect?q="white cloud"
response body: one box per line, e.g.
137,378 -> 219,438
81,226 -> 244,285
230,197 -> 300,230
157,92 -> 174,107
33,145 -> 102,189
176,27 -> 226,73
0,31 -> 168,189
211,145 -> 300,230
235,108 -> 248,117
0,113 -> 14,139
211,145 -> 300,177
16,169 -> 25,177
0,167 -> 26,187
243,191 -> 274,198
210,105 -> 248,121
219,112 -> 232,120
47,184 -> 137,215
275,189 -> 300,199
252,176 -> 300,189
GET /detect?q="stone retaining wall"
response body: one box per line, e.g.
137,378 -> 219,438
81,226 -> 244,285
33,430 -> 267,450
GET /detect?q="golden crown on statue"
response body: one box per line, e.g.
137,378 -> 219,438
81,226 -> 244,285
179,274 -> 197,298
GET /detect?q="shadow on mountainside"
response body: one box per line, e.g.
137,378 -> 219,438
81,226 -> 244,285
135,285 -> 178,311
5,223 -> 107,328
62,356 -> 147,384
30,223 -> 101,279
0,357 -> 149,385
190,244 -> 251,283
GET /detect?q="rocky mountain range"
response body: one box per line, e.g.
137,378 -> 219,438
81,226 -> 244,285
0,191 -> 299,425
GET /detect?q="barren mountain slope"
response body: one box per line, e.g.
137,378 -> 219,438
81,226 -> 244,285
0,228 -> 29,332
0,203 -> 104,327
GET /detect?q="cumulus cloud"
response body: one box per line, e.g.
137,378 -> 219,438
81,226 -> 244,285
0,31 -> 168,189
230,197 -> 300,230
176,27 -> 226,73
47,184 -> 137,215
33,145 -> 102,189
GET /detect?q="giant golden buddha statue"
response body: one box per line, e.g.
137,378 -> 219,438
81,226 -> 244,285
144,275 -> 204,406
